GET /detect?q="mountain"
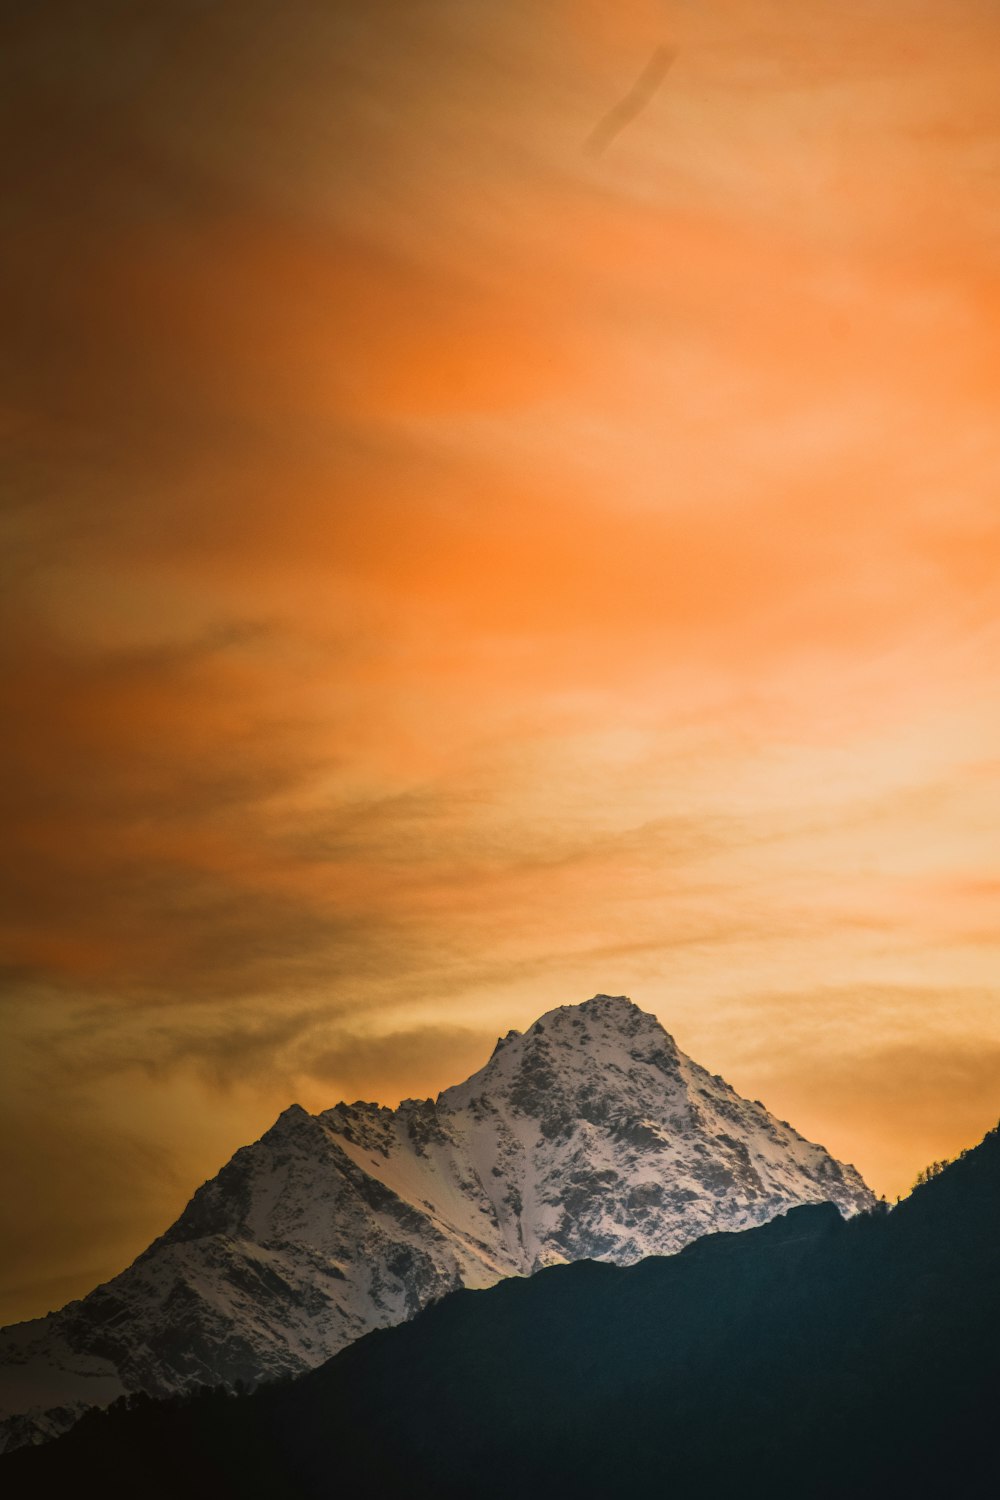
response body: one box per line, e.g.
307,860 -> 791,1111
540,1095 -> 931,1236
7,1121 -> 997,1499
0,994 -> 872,1450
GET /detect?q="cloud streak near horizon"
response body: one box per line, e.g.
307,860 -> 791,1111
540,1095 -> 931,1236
2,0 -> 999,1322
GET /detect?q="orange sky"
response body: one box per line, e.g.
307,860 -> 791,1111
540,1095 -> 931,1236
2,0 -> 999,1325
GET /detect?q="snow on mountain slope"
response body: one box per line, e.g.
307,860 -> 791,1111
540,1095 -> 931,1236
0,995 -> 873,1450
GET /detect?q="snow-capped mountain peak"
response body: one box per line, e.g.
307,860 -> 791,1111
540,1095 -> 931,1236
0,994 -> 874,1451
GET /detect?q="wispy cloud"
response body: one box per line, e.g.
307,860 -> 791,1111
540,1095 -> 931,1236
584,44 -> 676,155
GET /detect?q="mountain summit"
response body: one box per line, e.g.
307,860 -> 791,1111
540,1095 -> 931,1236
0,994 -> 872,1448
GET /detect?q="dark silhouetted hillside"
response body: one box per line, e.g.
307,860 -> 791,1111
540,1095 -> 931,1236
6,1122 -> 998,1499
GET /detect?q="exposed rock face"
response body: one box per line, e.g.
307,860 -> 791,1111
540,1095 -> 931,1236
0,995 -> 873,1449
